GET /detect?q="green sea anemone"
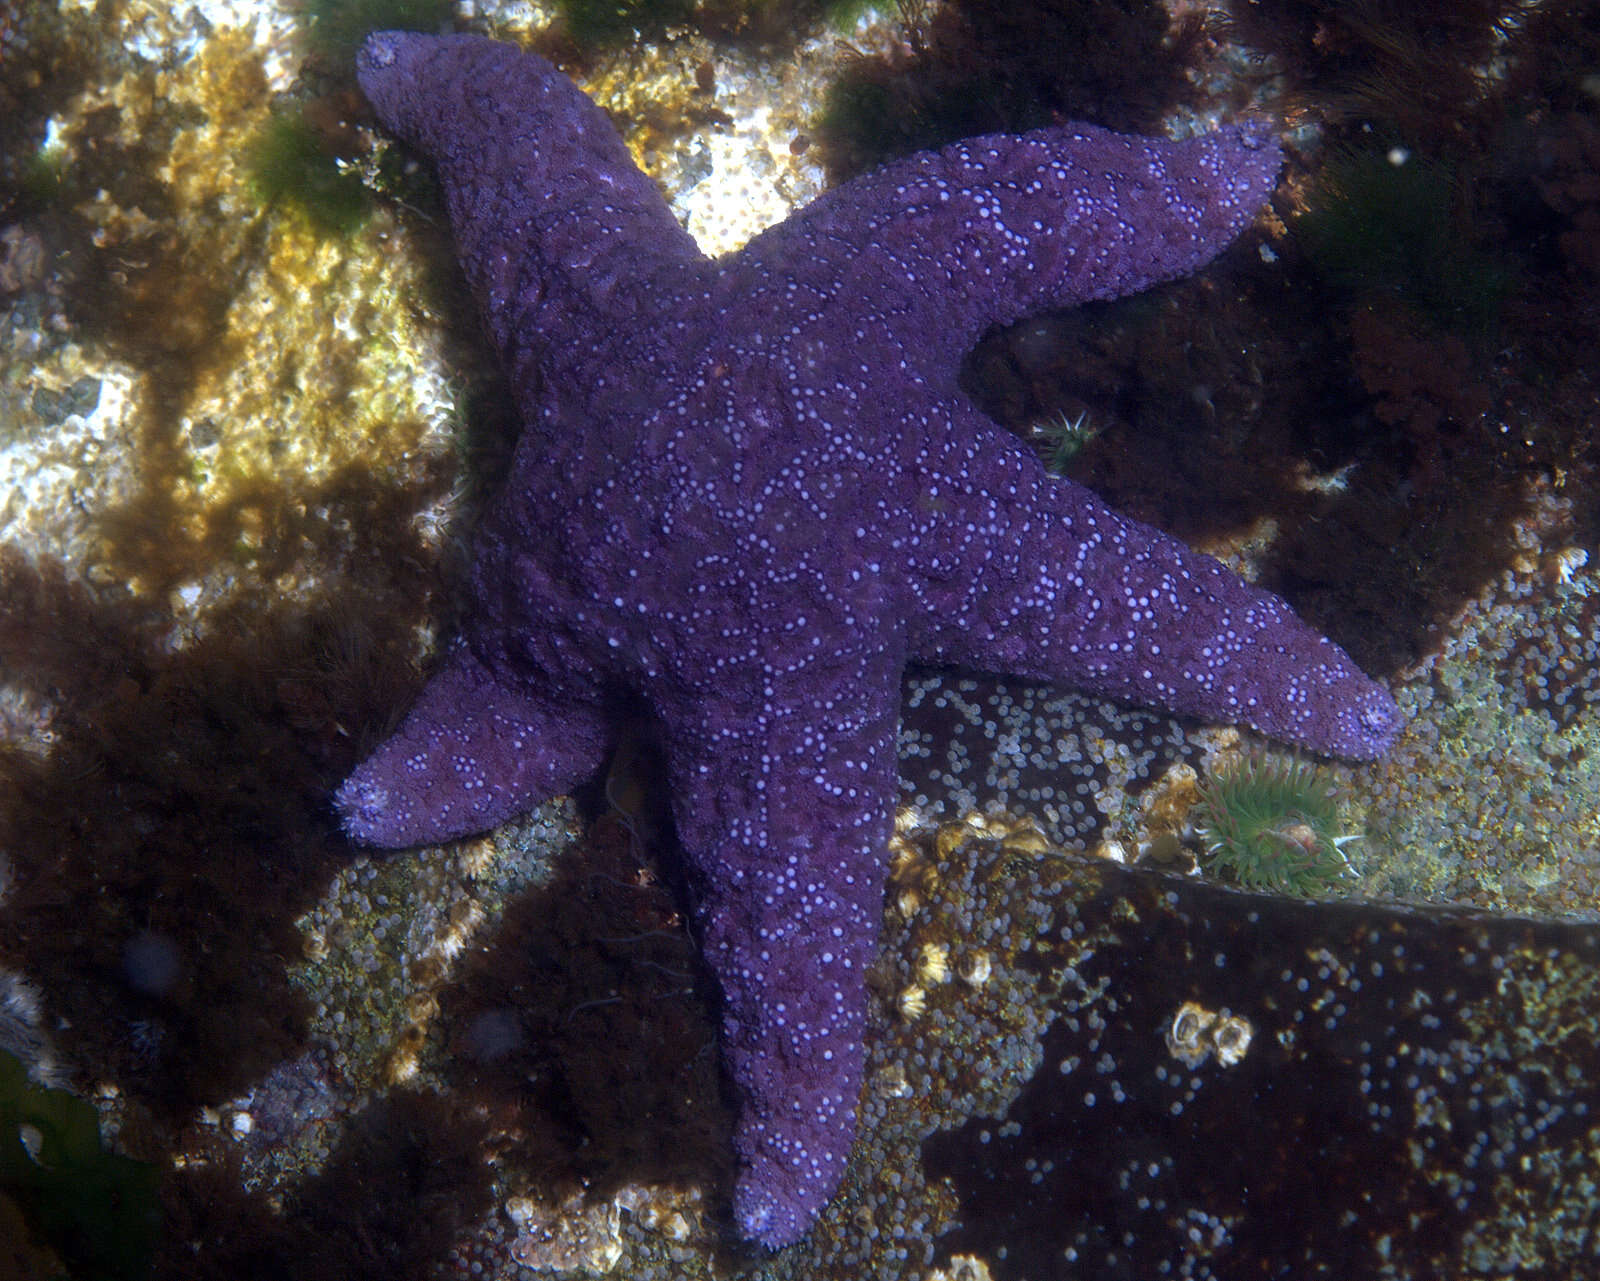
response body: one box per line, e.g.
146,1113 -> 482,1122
1031,409 -> 1099,473
1192,756 -> 1359,896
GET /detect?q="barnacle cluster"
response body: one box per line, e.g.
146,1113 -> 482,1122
1353,496 -> 1600,914
897,672 -> 1215,851
1165,1000 -> 1253,1070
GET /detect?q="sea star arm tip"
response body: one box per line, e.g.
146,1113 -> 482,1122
337,641 -> 613,847
734,120 -> 1281,396
358,30 -> 705,386
663,661 -> 901,1249
901,416 -> 1399,761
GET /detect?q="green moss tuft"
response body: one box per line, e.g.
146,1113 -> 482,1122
247,111 -> 371,235
1194,756 -> 1359,896
18,142 -> 71,208
821,0 -> 883,32
1296,144 -> 1509,336
304,0 -> 456,69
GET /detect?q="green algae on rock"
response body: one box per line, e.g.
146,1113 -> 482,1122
0,1048 -> 161,1281
246,111 -> 373,235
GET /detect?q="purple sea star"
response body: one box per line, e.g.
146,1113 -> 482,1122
339,31 -> 1399,1248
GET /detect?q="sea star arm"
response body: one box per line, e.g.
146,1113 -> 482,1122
899,405 -> 1399,758
730,121 -> 1280,397
659,647 -> 903,1249
336,640 -> 614,846
356,33 -> 709,398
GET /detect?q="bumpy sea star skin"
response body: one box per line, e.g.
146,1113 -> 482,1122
340,31 -> 1399,1247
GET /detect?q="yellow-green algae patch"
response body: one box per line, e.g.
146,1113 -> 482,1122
4,9 -> 457,626
455,1 -> 841,258
176,221 -> 456,523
